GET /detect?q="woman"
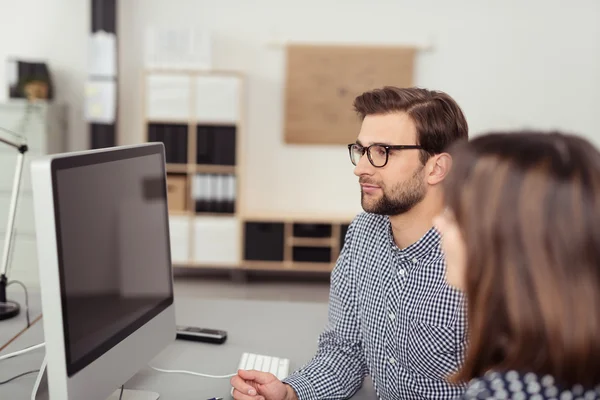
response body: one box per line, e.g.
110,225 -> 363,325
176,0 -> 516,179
433,131 -> 600,399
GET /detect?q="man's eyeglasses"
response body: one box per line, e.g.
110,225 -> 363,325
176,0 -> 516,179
348,143 -> 423,168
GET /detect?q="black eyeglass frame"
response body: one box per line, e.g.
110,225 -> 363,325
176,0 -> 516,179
347,143 -> 424,168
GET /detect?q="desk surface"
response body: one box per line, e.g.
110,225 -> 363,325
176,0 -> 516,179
0,288 -> 42,350
0,297 -> 376,399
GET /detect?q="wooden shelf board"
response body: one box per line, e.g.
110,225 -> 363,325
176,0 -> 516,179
196,120 -> 239,126
146,118 -> 190,125
194,164 -> 236,174
242,211 -> 357,224
242,260 -> 333,272
173,261 -> 240,268
172,260 -> 333,273
166,164 -> 190,173
194,212 -> 237,218
289,237 -> 335,247
168,210 -> 193,217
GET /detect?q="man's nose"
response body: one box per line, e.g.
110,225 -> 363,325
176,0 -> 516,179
353,151 -> 374,177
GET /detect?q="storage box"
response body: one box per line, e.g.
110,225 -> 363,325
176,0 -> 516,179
244,222 -> 285,261
166,174 -> 187,212
193,216 -> 240,265
169,216 -> 190,263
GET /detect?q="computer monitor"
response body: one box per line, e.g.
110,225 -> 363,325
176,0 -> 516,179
30,143 -> 176,400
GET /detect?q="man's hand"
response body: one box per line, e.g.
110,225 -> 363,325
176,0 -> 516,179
230,370 -> 298,400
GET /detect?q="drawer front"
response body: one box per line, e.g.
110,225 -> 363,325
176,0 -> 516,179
193,216 -> 239,265
0,192 -> 35,235
169,216 -> 190,263
244,222 -> 285,261
293,223 -> 332,238
166,175 -> 188,212
292,246 -> 332,263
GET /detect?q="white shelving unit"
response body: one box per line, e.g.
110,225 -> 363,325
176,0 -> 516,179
143,69 -> 245,269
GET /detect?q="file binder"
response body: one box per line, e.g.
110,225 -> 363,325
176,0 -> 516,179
193,173 -> 236,214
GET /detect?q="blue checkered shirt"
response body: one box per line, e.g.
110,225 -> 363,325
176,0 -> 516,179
283,212 -> 467,399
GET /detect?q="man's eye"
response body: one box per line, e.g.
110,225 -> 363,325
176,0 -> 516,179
375,147 -> 386,156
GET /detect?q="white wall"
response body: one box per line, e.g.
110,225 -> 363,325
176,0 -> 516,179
1,0 -> 599,218
119,0 -> 600,217
0,0 -> 90,151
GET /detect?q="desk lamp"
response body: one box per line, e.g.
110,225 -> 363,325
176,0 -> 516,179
0,126 -> 28,320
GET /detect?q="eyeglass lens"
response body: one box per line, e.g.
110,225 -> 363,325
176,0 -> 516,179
350,144 -> 388,167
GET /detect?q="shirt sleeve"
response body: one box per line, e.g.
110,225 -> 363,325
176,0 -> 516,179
283,221 -> 368,400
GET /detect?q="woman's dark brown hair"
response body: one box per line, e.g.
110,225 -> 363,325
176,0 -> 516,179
444,131 -> 600,388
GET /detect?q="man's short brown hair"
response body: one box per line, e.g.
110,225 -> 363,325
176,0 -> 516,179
444,131 -> 600,388
353,86 -> 469,163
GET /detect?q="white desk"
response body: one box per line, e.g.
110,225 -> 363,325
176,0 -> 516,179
0,289 -> 42,350
0,297 -> 376,399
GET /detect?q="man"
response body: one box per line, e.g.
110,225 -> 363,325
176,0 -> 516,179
231,87 -> 469,399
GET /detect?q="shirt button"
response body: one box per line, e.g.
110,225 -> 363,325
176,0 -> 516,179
389,313 -> 395,321
389,357 -> 396,365
399,269 -> 405,276
412,257 -> 418,264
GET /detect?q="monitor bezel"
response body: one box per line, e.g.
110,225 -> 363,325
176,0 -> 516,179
49,143 -> 174,377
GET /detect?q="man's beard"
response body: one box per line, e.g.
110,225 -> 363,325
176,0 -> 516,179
361,167 -> 426,216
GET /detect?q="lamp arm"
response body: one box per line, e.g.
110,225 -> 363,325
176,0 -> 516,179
0,145 -> 27,281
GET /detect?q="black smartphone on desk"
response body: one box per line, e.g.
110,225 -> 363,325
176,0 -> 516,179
176,325 -> 228,344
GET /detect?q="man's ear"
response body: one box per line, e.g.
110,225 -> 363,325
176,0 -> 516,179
427,153 -> 452,185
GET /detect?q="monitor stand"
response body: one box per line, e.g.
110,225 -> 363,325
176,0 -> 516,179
32,356 -> 160,400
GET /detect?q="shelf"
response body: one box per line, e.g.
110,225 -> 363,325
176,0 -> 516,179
166,164 -> 190,173
166,164 -> 237,174
146,118 -> 191,124
195,164 -> 236,174
194,212 -> 236,218
172,261 -> 238,269
169,210 -> 193,217
243,211 -> 356,224
196,120 -> 240,126
288,237 -> 335,247
243,260 -> 333,272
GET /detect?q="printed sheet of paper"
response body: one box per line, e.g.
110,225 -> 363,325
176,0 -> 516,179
84,80 -> 116,123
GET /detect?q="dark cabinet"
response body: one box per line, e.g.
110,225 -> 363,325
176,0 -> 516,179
244,222 -> 285,261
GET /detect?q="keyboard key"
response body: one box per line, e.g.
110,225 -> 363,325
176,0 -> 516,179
255,355 -> 264,371
238,352 -> 248,370
269,357 -> 280,376
277,358 -> 289,380
247,353 -> 256,369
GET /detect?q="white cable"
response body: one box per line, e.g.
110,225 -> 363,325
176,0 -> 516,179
150,366 -> 236,379
0,342 -> 45,362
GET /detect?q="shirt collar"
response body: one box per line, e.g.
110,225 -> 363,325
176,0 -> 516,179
385,218 -> 441,261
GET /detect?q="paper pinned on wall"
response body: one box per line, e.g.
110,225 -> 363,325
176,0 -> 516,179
88,30 -> 117,77
145,27 -> 212,70
84,80 -> 116,123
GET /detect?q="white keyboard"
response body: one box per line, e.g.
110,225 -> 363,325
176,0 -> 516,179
237,352 -> 290,380
231,352 -> 290,395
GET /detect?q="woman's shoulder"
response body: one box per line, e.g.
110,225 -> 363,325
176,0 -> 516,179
460,370 -> 600,399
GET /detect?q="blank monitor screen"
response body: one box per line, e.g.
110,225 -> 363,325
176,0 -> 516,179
51,145 -> 174,376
